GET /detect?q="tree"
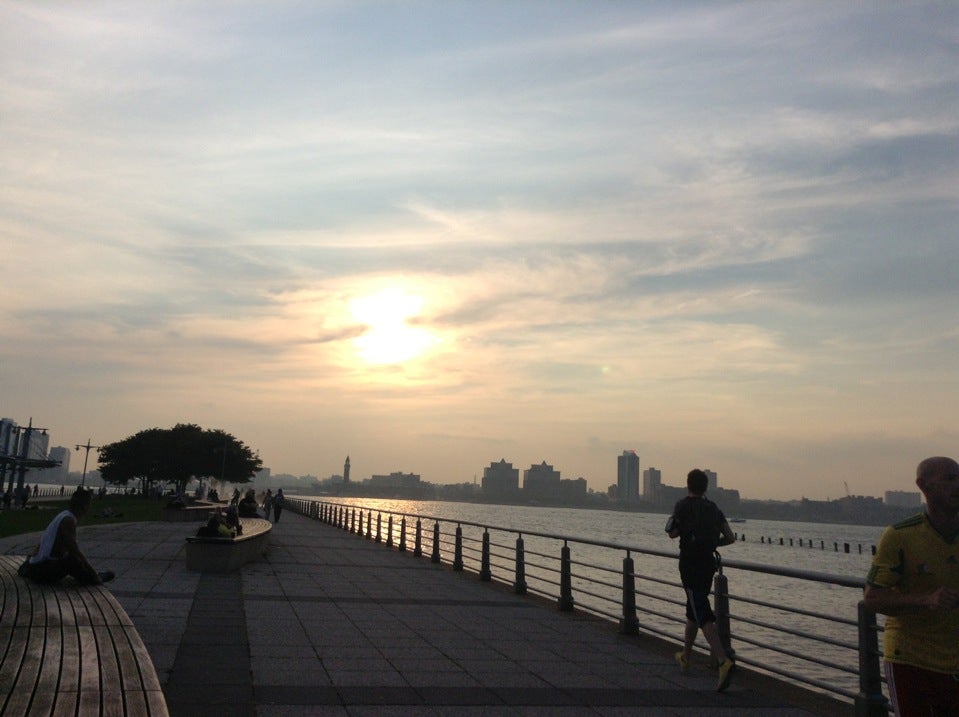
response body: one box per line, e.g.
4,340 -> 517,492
98,424 -> 262,495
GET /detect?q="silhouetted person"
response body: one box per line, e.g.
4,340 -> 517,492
273,489 -> 285,522
18,488 -> 114,586
667,468 -> 736,691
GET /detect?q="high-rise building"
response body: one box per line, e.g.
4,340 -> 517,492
704,469 -> 718,492
523,461 -> 560,498
483,459 -> 519,495
43,446 -> 71,484
642,466 -> 661,501
617,450 -> 640,503
344,456 -> 351,484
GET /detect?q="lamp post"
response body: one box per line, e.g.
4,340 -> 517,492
74,439 -> 100,488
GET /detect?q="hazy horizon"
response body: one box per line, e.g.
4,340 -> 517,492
2,2 -> 957,501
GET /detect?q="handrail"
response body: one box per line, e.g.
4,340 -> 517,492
288,498 -> 889,716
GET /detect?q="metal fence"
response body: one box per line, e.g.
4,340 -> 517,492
287,498 -> 888,716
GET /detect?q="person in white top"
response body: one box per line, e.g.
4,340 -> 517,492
18,487 -> 114,585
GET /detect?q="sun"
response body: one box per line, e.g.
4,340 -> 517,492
349,287 -> 440,365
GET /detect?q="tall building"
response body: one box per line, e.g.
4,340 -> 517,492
43,446 -> 71,484
344,456 -> 351,484
617,450 -> 640,503
704,469 -> 718,492
642,466 -> 661,501
523,461 -> 560,499
483,459 -> 519,496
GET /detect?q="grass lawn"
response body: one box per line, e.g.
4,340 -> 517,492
0,495 -> 165,538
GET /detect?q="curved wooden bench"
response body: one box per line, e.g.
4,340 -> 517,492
184,517 -> 271,573
0,554 -> 168,716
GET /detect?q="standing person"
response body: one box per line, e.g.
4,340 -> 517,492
864,456 -> 959,716
261,489 -> 274,521
18,487 -> 114,586
273,488 -> 285,523
666,468 -> 737,691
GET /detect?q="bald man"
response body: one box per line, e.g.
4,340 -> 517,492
864,457 -> 959,716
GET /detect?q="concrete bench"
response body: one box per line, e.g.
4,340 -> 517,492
184,517 -> 271,573
161,503 -> 218,523
0,554 -> 168,717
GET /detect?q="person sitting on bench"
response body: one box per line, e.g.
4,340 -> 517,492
18,487 -> 114,585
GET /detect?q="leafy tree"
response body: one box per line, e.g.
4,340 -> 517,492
98,424 -> 262,495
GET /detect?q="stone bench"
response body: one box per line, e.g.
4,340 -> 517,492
0,554 -> 168,716
184,517 -> 272,573
161,502 -> 219,523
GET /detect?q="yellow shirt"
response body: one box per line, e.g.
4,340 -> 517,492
867,513 -> 959,673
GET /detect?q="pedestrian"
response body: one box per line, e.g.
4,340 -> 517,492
273,488 -> 285,523
261,489 -> 273,521
18,487 -> 114,586
666,468 -> 737,691
864,456 -> 959,716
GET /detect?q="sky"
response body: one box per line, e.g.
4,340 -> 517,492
2,2 -> 957,501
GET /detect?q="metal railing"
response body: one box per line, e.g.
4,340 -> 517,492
288,498 -> 888,716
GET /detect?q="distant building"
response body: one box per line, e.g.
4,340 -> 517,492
558,477 -> 588,501
483,459 -> 519,496
642,466 -> 661,501
41,446 -> 71,484
524,461 -> 560,500
617,450 -> 640,503
369,472 -> 420,489
884,490 -> 922,508
344,456 -> 351,484
704,469 -> 718,492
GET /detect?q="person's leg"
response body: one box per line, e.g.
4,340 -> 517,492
61,554 -> 101,585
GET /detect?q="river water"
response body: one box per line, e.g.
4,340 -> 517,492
297,496 -> 889,702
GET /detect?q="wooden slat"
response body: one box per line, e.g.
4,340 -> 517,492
0,556 -> 169,717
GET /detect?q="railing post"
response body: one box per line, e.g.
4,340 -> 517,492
621,551 -> 639,635
558,541 -> 574,611
453,525 -> 464,571
431,521 -> 441,563
343,507 -> 351,532
479,530 -> 491,581
358,509 -> 364,536
414,519 -> 422,557
713,562 -> 734,659
399,517 -> 407,552
514,534 -> 527,595
349,508 -> 355,533
387,515 -> 394,547
856,601 -> 888,717
376,513 -> 383,543
366,510 -> 372,540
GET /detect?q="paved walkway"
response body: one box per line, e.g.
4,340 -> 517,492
0,510 -> 850,716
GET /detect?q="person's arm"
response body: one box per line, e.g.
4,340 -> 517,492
863,584 -> 959,616
718,520 -> 736,547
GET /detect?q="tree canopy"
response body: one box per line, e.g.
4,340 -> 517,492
98,424 -> 262,494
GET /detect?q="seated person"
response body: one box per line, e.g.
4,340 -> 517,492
196,509 -> 234,538
237,489 -> 259,518
18,488 -> 114,585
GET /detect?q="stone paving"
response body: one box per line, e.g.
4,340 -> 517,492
0,509 -> 852,716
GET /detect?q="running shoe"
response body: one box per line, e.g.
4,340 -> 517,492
717,658 -> 735,692
674,651 -> 689,672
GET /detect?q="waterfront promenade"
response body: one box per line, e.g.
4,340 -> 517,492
0,510 -> 851,716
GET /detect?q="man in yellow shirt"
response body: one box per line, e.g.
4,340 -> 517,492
865,456 -> 959,716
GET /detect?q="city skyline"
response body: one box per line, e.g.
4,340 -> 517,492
2,2 -> 957,501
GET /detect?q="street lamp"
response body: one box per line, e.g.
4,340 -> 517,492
75,439 -> 101,488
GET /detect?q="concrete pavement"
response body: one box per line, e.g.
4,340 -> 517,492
0,509 -> 851,716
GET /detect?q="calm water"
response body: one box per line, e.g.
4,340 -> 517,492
301,497 -> 890,701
